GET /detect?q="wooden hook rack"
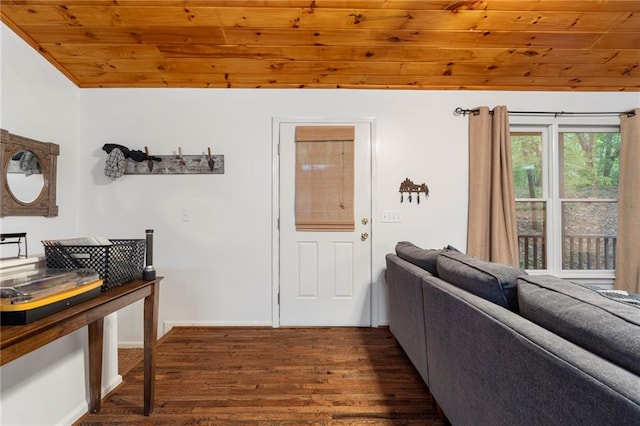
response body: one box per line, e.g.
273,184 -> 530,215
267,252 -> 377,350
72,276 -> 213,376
399,178 -> 429,204
124,147 -> 224,175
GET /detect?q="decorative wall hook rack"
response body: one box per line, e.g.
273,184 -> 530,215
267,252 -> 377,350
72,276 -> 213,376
124,149 -> 224,175
399,178 -> 429,204
102,143 -> 224,176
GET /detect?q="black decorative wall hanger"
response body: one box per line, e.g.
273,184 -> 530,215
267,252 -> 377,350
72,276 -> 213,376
399,178 -> 429,204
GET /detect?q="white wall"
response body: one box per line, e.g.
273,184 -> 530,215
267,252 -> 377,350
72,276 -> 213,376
0,26 -> 81,251
78,88 -> 639,344
0,23 -> 120,426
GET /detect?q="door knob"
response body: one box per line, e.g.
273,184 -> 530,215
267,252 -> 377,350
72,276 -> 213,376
361,217 -> 369,225
361,232 -> 369,240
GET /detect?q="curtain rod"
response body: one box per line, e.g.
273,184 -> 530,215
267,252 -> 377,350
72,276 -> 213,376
454,107 -> 636,118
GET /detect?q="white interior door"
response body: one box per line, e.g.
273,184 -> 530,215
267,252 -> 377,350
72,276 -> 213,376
278,121 -> 372,326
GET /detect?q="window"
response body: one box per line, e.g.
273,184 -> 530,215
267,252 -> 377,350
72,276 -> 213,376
294,126 -> 355,231
511,121 -> 620,281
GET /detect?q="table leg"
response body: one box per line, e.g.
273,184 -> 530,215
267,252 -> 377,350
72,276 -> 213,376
143,281 -> 159,416
88,317 -> 104,413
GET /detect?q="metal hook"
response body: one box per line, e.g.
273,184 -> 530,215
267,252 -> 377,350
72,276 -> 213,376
178,147 -> 186,166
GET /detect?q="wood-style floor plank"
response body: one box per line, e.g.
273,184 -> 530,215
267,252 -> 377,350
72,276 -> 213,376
75,326 -> 445,425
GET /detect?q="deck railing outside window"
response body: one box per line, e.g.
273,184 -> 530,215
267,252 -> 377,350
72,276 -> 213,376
518,234 -> 616,270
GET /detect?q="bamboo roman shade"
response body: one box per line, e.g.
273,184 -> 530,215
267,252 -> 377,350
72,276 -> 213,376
295,126 -> 355,232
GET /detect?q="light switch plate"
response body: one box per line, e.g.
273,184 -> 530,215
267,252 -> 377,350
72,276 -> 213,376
181,208 -> 191,222
382,210 -> 402,223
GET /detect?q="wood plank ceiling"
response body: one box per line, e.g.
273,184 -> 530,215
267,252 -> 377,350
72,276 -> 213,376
1,0 -> 639,90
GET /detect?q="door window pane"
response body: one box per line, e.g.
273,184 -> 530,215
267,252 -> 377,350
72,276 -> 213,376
295,126 -> 355,231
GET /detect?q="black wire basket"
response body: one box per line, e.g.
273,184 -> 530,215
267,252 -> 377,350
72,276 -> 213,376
42,239 -> 145,291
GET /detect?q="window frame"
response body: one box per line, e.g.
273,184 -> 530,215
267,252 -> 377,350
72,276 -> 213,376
510,115 -> 620,286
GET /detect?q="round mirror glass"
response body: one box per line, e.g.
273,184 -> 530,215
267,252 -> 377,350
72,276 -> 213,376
6,150 -> 44,203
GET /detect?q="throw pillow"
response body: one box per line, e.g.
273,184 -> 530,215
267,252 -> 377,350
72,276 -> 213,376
395,241 -> 445,276
436,251 -> 525,312
517,275 -> 640,377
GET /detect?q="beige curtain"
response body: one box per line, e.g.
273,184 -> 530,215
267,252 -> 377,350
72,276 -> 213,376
467,106 -> 519,266
615,108 -> 640,293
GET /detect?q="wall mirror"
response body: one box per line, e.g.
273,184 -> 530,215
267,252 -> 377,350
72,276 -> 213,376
1,129 -> 59,217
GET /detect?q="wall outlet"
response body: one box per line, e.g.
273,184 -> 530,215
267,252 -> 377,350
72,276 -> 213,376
382,210 -> 402,223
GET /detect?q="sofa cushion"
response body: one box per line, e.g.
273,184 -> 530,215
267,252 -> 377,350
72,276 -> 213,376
517,275 -> 640,377
436,251 -> 524,312
395,241 -> 445,276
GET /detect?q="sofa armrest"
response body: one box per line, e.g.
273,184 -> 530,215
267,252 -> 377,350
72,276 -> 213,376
385,254 -> 433,385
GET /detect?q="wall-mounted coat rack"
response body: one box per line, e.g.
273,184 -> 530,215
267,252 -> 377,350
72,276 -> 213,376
124,147 -> 224,175
399,177 -> 429,204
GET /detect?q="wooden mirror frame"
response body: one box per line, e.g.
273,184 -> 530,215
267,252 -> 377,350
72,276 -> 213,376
1,129 -> 59,217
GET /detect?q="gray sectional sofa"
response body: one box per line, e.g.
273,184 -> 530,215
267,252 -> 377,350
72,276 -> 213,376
386,242 -> 640,425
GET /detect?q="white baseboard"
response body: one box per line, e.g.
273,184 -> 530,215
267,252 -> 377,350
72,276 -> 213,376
103,374 -> 124,395
163,320 -> 273,334
64,401 -> 91,426
65,375 -> 122,426
118,320 -> 273,346
118,343 -> 144,348
120,320 -> 386,347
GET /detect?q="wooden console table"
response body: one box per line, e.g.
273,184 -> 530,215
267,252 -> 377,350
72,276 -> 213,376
0,277 -> 163,416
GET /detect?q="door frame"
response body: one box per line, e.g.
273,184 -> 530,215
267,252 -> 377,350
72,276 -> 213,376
271,116 -> 378,328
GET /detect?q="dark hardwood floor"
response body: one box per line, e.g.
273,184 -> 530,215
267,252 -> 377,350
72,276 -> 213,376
75,326 -> 445,425
118,347 -> 143,376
